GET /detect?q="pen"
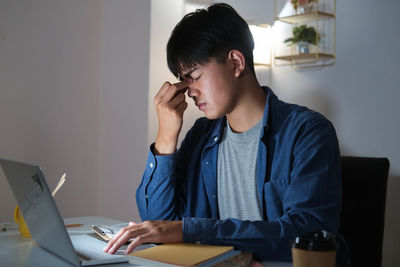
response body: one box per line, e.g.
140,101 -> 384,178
91,225 -> 112,241
92,225 -> 106,235
65,223 -> 84,228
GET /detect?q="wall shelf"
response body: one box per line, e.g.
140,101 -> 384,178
273,0 -> 336,69
275,52 -> 334,61
276,11 -> 335,24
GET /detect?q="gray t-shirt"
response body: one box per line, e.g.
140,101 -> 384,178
217,119 -> 263,220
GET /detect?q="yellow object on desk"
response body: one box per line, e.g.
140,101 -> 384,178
14,205 -> 30,238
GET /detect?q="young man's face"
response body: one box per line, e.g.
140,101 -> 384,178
180,57 -> 240,120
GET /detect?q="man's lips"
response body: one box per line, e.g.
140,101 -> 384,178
196,102 -> 206,111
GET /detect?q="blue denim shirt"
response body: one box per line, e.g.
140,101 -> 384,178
136,87 -> 349,266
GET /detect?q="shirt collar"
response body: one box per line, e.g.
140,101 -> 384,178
261,86 -> 276,132
207,117 -> 226,146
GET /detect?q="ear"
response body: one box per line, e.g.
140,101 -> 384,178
228,50 -> 246,78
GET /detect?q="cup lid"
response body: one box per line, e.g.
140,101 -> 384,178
292,230 -> 338,251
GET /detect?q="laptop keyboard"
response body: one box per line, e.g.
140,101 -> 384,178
70,234 -> 126,260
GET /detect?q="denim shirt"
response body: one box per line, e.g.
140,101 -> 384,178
136,87 -> 349,266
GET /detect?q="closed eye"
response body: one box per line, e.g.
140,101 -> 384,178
194,75 -> 202,81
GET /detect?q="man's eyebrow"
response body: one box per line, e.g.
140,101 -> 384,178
182,67 -> 198,78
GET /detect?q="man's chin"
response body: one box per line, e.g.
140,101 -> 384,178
204,112 -> 224,120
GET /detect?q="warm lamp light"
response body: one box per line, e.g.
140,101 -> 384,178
249,24 -> 272,66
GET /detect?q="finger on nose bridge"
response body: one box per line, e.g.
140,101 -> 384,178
186,77 -> 193,84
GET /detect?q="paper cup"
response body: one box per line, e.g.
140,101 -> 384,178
292,230 -> 337,267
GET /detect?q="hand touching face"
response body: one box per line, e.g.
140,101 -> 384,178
153,80 -> 190,155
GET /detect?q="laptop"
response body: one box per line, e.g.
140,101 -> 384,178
0,158 -> 129,266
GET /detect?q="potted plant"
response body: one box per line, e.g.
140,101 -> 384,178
291,0 -> 317,14
284,24 -> 320,54
290,0 -> 299,13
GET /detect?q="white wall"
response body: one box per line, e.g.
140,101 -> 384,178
0,0 -> 151,223
269,1 -> 400,266
0,0 -> 101,220
97,0 -> 150,222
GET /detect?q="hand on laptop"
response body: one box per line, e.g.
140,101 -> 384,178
103,220 -> 183,255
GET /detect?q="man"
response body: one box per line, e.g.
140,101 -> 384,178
104,3 -> 349,266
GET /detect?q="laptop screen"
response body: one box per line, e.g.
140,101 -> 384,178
0,159 -> 80,266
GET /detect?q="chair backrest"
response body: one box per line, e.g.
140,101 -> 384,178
339,156 -> 389,267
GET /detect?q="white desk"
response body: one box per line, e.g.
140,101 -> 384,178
0,216 -> 291,267
0,216 -> 138,267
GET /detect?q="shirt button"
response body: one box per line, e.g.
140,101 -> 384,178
149,162 -> 154,168
205,162 -> 209,165
145,195 -> 148,199
212,195 -> 216,198
213,136 -> 218,142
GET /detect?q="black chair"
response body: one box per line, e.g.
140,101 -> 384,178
339,156 -> 390,267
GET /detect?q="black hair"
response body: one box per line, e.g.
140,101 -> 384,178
167,3 -> 255,78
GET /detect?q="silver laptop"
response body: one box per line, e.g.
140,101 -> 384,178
0,158 -> 128,266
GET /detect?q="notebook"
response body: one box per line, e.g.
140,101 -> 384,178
128,243 -> 240,267
0,158 -> 130,266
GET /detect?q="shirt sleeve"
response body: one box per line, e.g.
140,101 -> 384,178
136,144 -> 180,220
183,217 -> 292,261
282,118 -> 342,236
136,121 -> 195,221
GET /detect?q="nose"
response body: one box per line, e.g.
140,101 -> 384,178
187,86 -> 199,99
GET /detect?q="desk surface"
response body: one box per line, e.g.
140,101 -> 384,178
0,216 -> 135,267
0,216 -> 291,267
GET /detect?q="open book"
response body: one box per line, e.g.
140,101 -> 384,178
128,243 -> 240,267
